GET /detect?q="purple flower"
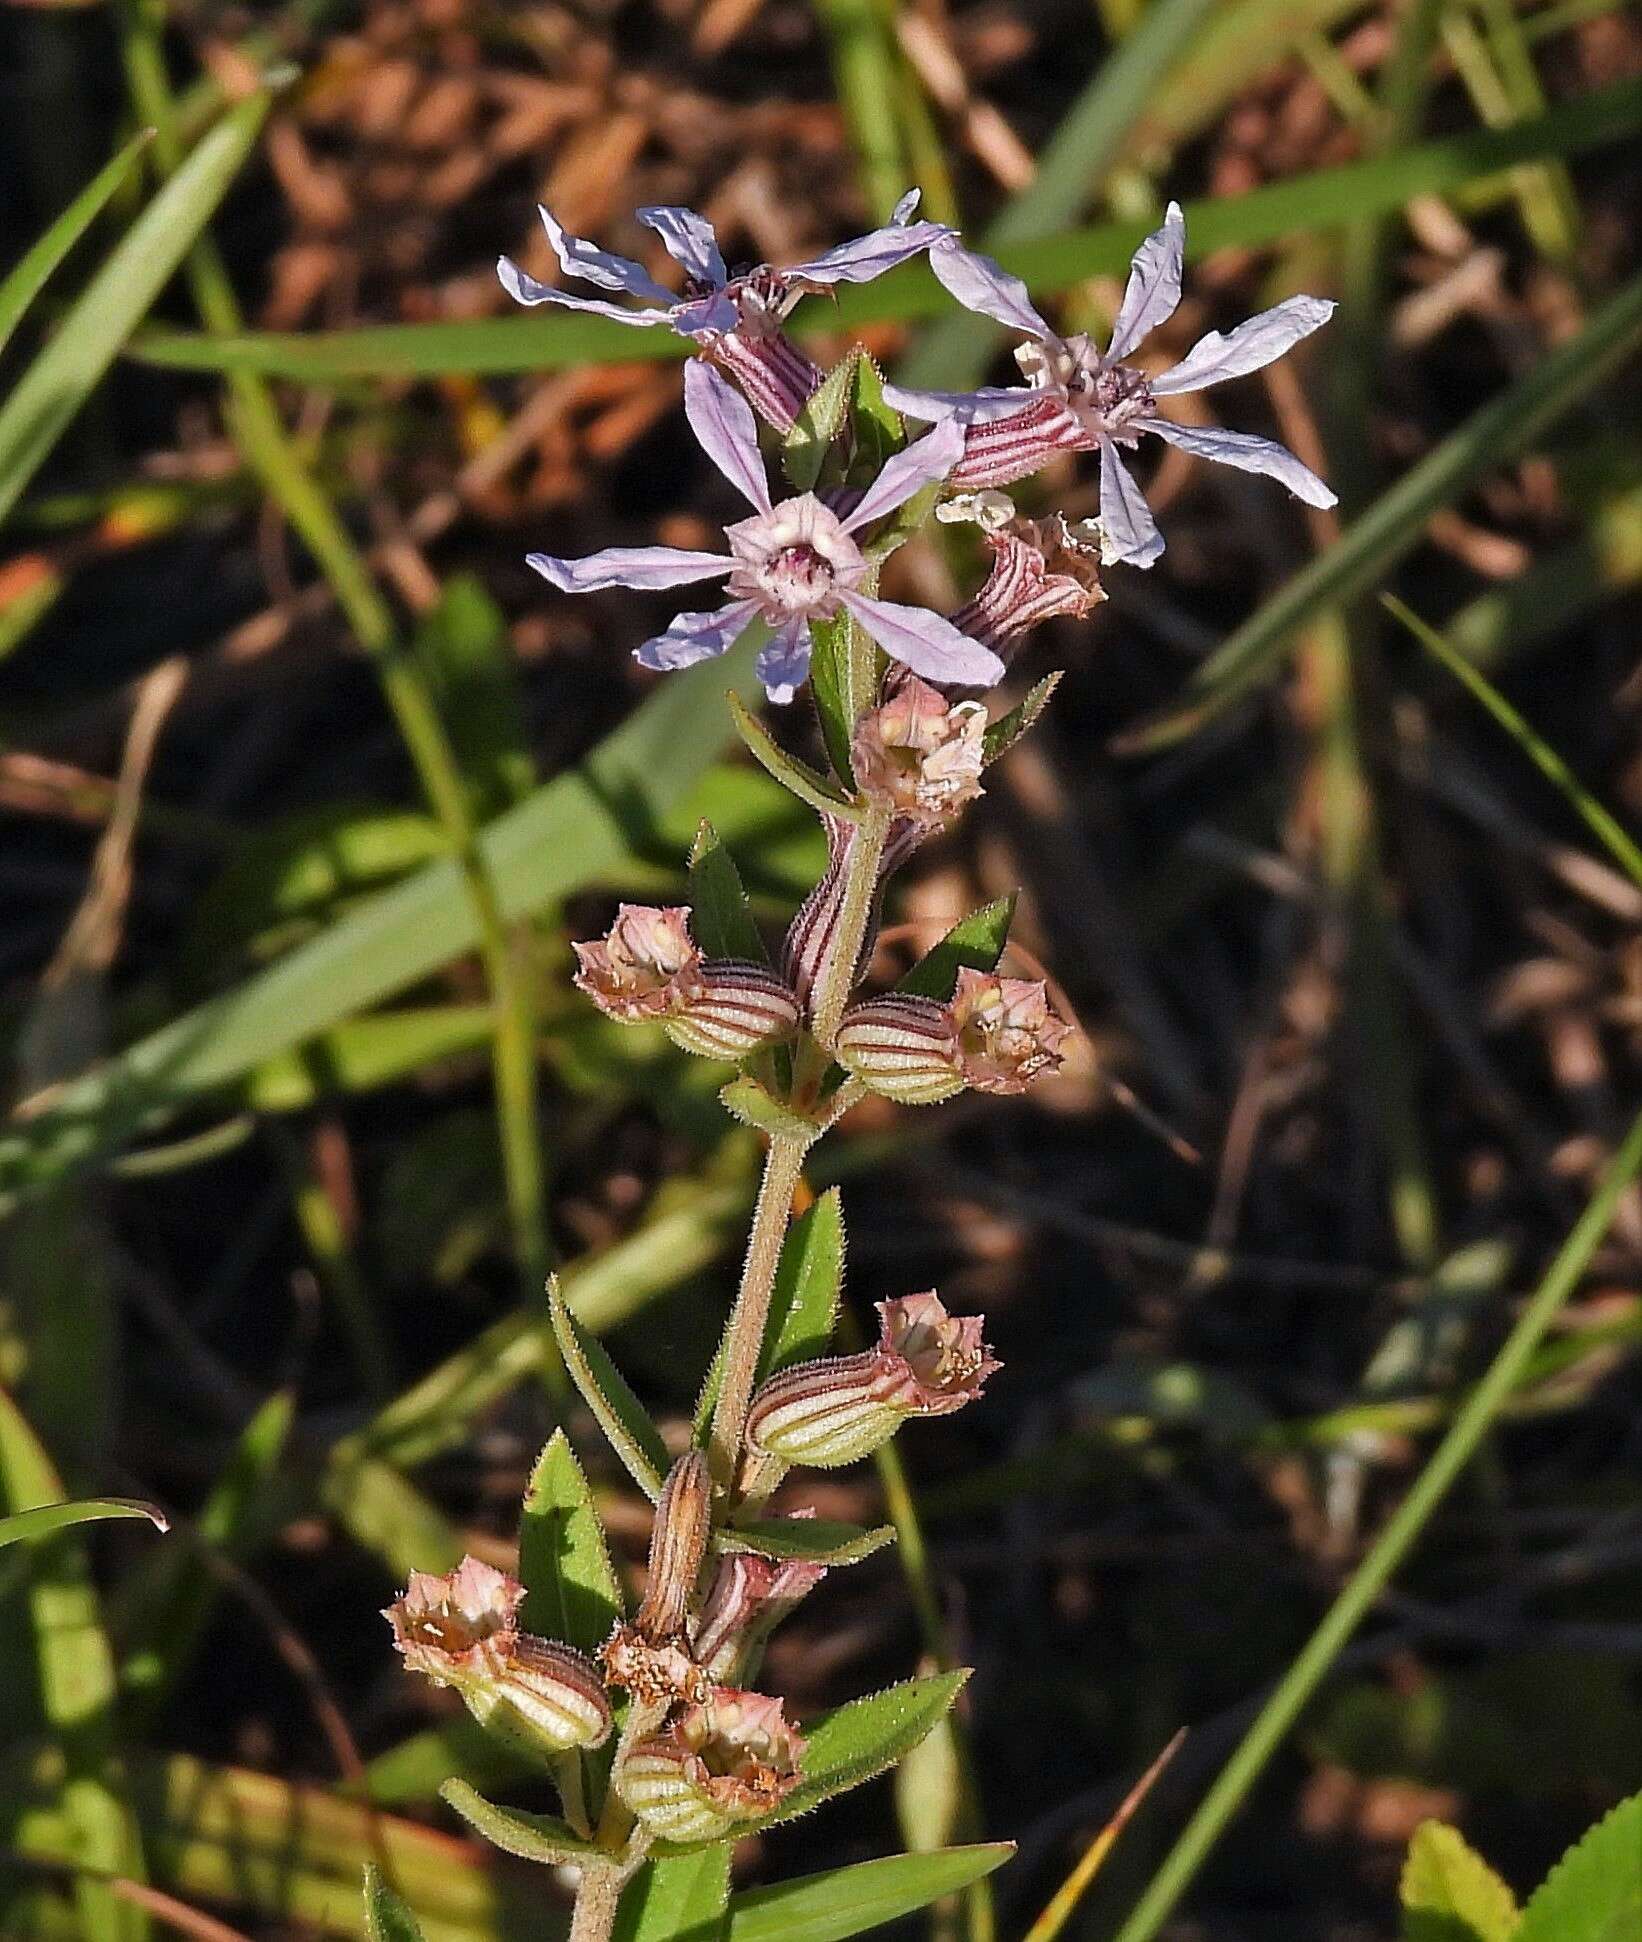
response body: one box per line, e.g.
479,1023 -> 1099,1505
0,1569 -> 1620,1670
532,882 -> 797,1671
527,361 -> 1005,704
885,203 -> 1337,568
499,194 -> 949,430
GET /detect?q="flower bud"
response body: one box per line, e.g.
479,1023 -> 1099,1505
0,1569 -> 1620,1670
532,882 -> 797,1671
746,1291 -> 998,1468
603,1451 -> 713,1705
694,1536 -> 827,1684
666,961 -> 802,1061
834,994 -> 963,1105
573,905 -> 704,1022
852,677 -> 987,831
617,1688 -> 806,1844
949,967 -> 1072,1093
384,1557 -> 611,1755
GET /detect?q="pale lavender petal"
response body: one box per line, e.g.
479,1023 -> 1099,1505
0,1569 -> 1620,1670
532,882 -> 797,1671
1107,200 -> 1186,362
1143,417 -> 1337,508
926,235 -> 1052,341
756,618 -> 812,704
528,546 -> 731,593
536,206 -> 675,302
840,416 -> 964,532
892,189 -> 922,224
497,257 -> 676,327
788,220 -> 952,288
881,382 -> 1034,425
635,599 -> 761,672
1150,295 -> 1336,396
840,592 -> 1005,688
637,206 -> 727,287
1097,443 -> 1164,569
670,290 -> 742,338
684,359 -> 771,512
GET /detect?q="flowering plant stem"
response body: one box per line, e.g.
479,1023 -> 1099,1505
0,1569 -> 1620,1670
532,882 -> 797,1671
811,804 -> 894,1049
1113,1100 -> 1642,1942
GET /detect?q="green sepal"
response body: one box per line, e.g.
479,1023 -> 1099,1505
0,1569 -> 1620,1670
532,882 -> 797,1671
519,1428 -> 625,1655
982,671 -> 1063,767
438,1779 -> 605,1866
363,1865 -> 428,1942
719,1076 -> 824,1143
728,693 -> 861,823
688,819 -> 769,963
896,897 -> 1015,1001
718,1518 -> 895,1566
784,351 -> 861,491
548,1278 -> 670,1501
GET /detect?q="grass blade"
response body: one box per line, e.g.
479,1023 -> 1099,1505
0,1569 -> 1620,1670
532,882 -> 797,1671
0,93 -> 268,529
0,130 -> 153,359
0,1498 -> 167,1549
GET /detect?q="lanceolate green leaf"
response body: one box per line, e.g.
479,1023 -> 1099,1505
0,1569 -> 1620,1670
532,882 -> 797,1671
772,1671 -> 970,1826
718,1518 -> 895,1566
1117,269 -> 1642,752
0,1497 -> 167,1550
728,694 -> 859,821
897,898 -> 1016,1000
726,1845 -> 1015,1942
437,1780 -> 602,1866
133,82 -> 1642,381
758,1187 -> 846,1382
0,130 -> 153,359
1400,1821 -> 1520,1942
519,1429 -> 625,1655
363,1865 -> 428,1942
984,673 -> 1063,769
615,1845 -> 733,1942
548,1279 -> 670,1501
0,633 -> 762,1203
1513,1791 -> 1642,1942
688,820 -> 770,964
0,94 -> 268,529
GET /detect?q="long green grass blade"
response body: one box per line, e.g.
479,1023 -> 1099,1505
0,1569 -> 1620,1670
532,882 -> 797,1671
0,1497 -> 167,1550
131,82 -> 1642,380
0,131 -> 153,358
0,93 -> 267,528
1117,267 -> 1642,752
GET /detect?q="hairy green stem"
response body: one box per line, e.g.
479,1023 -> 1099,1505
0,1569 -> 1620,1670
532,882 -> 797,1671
810,805 -> 894,1048
1114,1102 -> 1642,1941
707,1131 -> 813,1489
567,1863 -> 624,1942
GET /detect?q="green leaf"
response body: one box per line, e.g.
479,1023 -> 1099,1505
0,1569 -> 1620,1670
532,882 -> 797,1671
773,1671 -> 970,1826
785,351 -> 861,491
548,1278 -> 670,1501
0,130 -> 152,359
1400,1822 -> 1520,1942
809,611 -> 862,788
728,693 -> 860,822
1514,1791 -> 1642,1942
0,1496 -> 167,1550
897,897 -> 1015,1000
134,84 -> 1642,381
719,1076 -> 824,1143
0,631 -> 763,1202
364,1864 -> 428,1942
758,1187 -> 846,1382
243,1008 -> 494,1114
437,1780 -> 602,1866
727,1845 -> 1014,1942
983,673 -> 1063,768
1119,268 -> 1642,752
718,1519 -> 895,1566
615,1844 -> 733,1942
519,1429 -> 625,1656
0,94 -> 268,529
844,354 -> 904,487
688,820 -> 769,964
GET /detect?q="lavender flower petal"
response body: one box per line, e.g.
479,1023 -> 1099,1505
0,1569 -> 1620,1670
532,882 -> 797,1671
636,206 -> 727,287
497,257 -> 675,327
926,236 -> 1053,341
840,416 -> 964,532
535,206 -> 676,302
881,382 -> 1035,426
1150,295 -> 1336,396
755,617 -> 812,704
684,360 -> 772,512
789,220 -> 952,289
1144,418 -> 1337,508
669,291 -> 743,338
635,599 -> 761,671
528,546 -> 732,593
840,592 -> 1005,688
1107,200 -> 1186,362
1097,443 -> 1165,569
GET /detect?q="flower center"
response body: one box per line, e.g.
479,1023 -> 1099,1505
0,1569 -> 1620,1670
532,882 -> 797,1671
725,496 -> 867,620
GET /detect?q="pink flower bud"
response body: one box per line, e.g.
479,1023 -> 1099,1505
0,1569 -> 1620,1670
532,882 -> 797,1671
950,967 -> 1072,1093
852,676 -> 987,830
746,1291 -> 998,1467
384,1557 -> 612,1755
666,961 -> 802,1061
573,905 -> 704,1022
833,994 -> 964,1105
617,1687 -> 806,1844
694,1537 -> 828,1683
